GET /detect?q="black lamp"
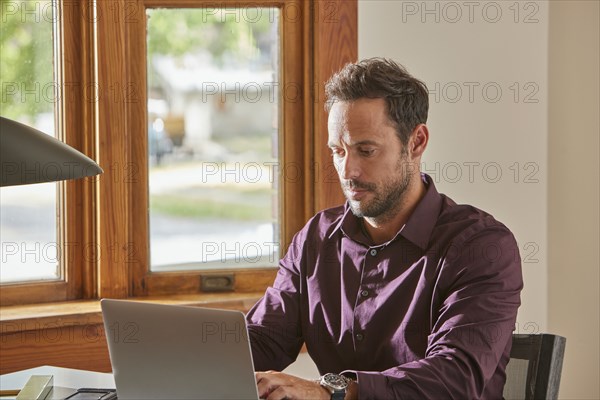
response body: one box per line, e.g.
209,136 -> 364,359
0,116 -> 103,186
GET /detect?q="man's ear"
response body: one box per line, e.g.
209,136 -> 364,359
409,124 -> 429,158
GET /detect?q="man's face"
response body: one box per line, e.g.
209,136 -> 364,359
327,98 -> 414,221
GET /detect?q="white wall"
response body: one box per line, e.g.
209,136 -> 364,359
359,0 -> 599,398
548,2 -> 600,399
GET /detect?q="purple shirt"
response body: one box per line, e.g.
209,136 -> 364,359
247,174 -> 523,399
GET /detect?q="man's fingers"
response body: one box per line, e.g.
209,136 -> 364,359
254,371 -> 329,400
255,371 -> 286,398
255,370 -> 280,383
266,385 -> 294,400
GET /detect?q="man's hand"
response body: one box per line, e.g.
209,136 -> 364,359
255,371 -> 331,400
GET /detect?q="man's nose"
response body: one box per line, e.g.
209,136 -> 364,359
339,154 -> 360,180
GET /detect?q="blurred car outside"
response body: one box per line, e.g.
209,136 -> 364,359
148,117 -> 173,165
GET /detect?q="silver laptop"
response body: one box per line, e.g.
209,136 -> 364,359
101,299 -> 259,400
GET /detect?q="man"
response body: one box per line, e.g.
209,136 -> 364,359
247,58 -> 523,399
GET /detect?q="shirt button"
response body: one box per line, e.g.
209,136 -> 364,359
355,333 -> 364,341
370,249 -> 377,256
360,289 -> 369,297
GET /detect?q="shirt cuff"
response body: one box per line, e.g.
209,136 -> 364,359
341,370 -> 388,400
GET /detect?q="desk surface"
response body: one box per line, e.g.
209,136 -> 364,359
0,366 -> 114,399
0,355 -> 318,399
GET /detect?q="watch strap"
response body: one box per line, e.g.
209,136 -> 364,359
331,389 -> 346,400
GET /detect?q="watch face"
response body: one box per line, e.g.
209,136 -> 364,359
322,373 -> 349,390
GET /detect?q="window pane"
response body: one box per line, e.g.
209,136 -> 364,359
0,0 -> 58,283
147,8 -> 280,271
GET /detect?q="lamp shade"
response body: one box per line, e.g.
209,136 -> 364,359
0,116 -> 103,186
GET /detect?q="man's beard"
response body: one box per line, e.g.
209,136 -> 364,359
342,159 -> 412,223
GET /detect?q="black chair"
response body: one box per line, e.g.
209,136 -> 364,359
503,334 -> 567,400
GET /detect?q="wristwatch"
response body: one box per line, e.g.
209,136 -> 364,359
319,373 -> 350,400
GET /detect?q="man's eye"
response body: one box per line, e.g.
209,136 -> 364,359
359,148 -> 375,156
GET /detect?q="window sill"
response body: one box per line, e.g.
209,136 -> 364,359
0,292 -> 264,334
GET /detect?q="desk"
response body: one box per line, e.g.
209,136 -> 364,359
0,354 -> 318,399
0,366 -> 114,400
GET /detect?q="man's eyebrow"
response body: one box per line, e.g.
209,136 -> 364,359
328,139 -> 380,148
353,139 -> 379,146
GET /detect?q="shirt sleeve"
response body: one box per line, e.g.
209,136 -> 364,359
246,232 -> 304,372
345,226 -> 523,399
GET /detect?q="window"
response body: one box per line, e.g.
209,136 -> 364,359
146,8 -> 281,272
125,1 -> 312,297
0,0 -> 355,304
0,0 -> 93,305
1,0 -> 58,283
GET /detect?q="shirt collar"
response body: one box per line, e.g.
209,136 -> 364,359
329,173 -> 442,249
329,204 -> 370,244
400,173 -> 443,249
329,205 -> 357,240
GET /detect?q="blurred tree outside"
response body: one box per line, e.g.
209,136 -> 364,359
1,5 -> 274,120
147,8 -> 275,89
0,0 -> 54,122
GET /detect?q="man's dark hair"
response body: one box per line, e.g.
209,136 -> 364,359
325,58 -> 429,145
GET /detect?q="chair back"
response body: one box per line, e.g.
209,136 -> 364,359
503,333 -> 566,400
